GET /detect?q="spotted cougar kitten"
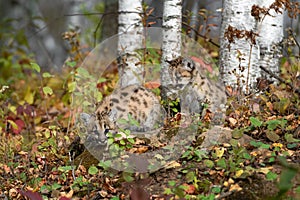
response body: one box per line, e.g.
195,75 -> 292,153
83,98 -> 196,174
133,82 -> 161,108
80,84 -> 166,146
166,56 -> 227,124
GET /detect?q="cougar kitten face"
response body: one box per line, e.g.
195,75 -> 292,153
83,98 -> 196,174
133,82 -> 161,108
80,85 -> 166,146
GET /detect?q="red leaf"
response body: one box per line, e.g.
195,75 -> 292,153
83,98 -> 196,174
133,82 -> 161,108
59,197 -> 71,200
13,119 -> 25,134
17,105 -> 24,115
6,117 -> 25,135
18,190 -> 43,200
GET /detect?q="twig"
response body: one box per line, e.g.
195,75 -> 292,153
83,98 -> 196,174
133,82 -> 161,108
259,65 -> 300,95
215,190 -> 236,200
182,22 -> 220,48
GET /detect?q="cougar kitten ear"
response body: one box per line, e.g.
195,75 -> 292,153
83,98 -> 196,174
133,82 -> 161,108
80,113 -> 91,125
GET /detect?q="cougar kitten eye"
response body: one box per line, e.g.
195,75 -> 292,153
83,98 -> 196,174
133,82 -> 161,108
92,126 -> 98,133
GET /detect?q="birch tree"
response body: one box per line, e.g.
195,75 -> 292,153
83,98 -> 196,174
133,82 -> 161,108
219,0 -> 286,93
256,0 -> 284,82
161,0 -> 183,99
219,0 -> 260,93
118,0 -> 143,87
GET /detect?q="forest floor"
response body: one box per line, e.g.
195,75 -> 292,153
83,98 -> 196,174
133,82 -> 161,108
0,59 -> 299,200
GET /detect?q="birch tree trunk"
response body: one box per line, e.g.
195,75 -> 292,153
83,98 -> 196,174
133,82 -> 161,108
219,0 -> 260,93
161,0 -> 183,99
256,0 -> 284,82
118,0 -> 143,88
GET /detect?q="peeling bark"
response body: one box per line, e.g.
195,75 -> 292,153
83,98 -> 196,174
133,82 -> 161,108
219,0 -> 260,93
257,0 -> 284,83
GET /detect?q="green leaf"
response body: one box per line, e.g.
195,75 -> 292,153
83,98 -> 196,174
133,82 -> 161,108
269,157 -> 275,163
66,61 -> 76,68
194,149 -> 207,160
76,67 -> 90,78
107,138 -> 114,145
98,77 -> 107,83
250,117 -> 262,127
88,166 -> 98,175
117,118 -> 128,125
30,62 -> 40,73
261,143 -> 270,149
284,133 -> 300,143
168,180 -> 176,186
43,86 -> 53,95
185,171 -> 196,183
51,183 -> 62,190
211,186 -> 221,193
266,171 -> 278,181
266,120 -> 280,131
232,128 -> 244,139
127,138 -> 135,144
42,72 -> 54,78
164,188 -> 173,195
95,91 -> 103,102
122,172 -> 134,182
120,140 -> 125,145
216,158 -> 227,169
250,140 -> 262,147
172,108 -> 178,113
243,152 -> 251,160
58,166 -> 72,172
128,114 -> 140,127
287,143 -> 297,149
68,82 -> 76,93
98,160 -> 112,170
204,159 -> 214,168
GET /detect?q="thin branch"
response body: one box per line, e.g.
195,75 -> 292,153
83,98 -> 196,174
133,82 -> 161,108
260,65 -> 300,95
182,21 -> 220,48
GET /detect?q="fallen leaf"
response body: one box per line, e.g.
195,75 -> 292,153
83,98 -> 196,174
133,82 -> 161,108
266,131 -> 280,142
144,81 -> 160,89
183,183 -> 196,194
229,117 -> 237,126
18,190 -> 43,200
229,183 -> 242,192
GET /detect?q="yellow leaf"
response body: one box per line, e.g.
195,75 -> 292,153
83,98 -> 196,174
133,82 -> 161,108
9,106 -> 17,114
229,183 -> 242,192
165,161 -> 181,169
7,120 -> 18,130
215,147 -> 225,158
257,167 -> 273,174
272,143 -> 283,148
24,86 -> 35,104
235,169 -> 244,178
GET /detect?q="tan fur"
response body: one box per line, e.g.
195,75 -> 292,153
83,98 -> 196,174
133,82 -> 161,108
167,56 -> 227,124
81,85 -> 165,146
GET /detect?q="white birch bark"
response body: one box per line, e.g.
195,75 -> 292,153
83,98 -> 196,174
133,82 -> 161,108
161,0 -> 182,98
257,0 -> 284,82
219,0 -> 260,93
118,0 -> 143,87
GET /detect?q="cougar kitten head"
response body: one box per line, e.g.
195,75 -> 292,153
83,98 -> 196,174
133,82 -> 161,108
80,113 -> 115,146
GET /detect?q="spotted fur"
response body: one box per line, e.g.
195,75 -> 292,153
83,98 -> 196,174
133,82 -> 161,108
166,56 -> 227,124
80,85 -> 166,146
